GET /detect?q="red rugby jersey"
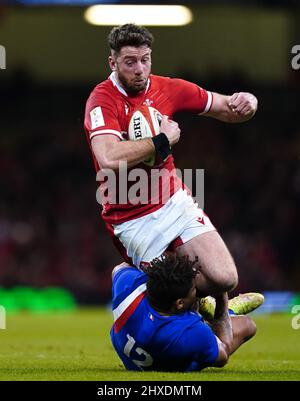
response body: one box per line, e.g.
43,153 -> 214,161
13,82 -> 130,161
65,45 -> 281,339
84,73 -> 212,224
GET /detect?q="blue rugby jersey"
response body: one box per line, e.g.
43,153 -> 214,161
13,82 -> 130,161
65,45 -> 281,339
110,267 -> 219,372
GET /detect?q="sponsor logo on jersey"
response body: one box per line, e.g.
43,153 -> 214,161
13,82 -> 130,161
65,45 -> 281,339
133,116 -> 142,140
90,106 -> 105,129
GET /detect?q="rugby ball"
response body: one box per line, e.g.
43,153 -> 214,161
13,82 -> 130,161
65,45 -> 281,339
128,106 -> 162,167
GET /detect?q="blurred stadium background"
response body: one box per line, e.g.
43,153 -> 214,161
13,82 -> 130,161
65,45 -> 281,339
0,0 -> 300,315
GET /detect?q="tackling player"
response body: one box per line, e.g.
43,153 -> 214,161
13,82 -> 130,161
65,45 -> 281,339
84,24 -> 258,296
110,254 -> 263,372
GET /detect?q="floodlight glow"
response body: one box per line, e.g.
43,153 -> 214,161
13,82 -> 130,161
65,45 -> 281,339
84,5 -> 193,26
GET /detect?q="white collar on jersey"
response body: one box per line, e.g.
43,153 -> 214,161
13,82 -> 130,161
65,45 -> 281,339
109,72 -> 150,97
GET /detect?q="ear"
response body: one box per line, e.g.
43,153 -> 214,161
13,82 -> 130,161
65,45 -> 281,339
108,55 -> 116,71
174,299 -> 184,312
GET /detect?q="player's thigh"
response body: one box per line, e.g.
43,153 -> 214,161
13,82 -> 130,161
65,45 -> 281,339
231,315 -> 257,341
175,230 -> 238,287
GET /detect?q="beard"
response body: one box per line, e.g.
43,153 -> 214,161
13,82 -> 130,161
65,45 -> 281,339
117,70 -> 149,95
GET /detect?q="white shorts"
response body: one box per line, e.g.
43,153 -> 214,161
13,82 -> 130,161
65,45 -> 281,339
111,189 -> 216,268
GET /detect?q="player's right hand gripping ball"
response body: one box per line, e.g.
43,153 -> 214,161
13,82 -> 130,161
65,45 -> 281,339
128,106 -> 162,167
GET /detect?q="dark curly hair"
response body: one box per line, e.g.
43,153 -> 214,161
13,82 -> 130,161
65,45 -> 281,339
140,254 -> 200,312
108,23 -> 154,55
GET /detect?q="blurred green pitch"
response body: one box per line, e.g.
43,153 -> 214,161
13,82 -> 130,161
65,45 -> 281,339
0,308 -> 299,381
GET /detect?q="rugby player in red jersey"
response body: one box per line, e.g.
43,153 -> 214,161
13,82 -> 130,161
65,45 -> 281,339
84,24 -> 258,297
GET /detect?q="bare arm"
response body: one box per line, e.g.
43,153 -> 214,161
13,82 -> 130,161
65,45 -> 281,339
205,294 -> 257,367
92,135 -> 155,170
91,115 -> 180,171
209,293 -> 233,366
206,92 -> 258,123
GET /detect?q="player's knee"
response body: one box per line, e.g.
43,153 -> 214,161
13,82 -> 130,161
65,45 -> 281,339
216,258 -> 238,293
224,272 -> 238,292
214,271 -> 238,294
246,317 -> 257,339
227,261 -> 238,289
240,315 -> 256,342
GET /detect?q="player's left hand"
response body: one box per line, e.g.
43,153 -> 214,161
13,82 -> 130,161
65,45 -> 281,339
228,92 -> 258,117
